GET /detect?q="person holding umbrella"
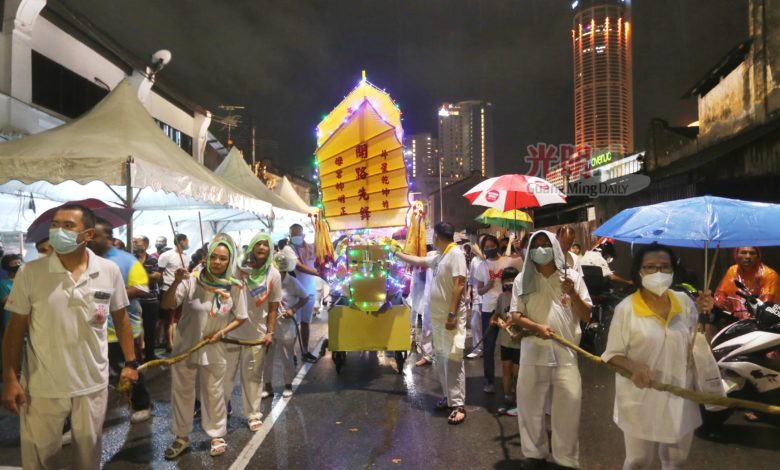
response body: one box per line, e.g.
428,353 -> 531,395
602,243 -> 715,469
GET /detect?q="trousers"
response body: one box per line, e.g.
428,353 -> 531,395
20,387 -> 108,470
517,364 -> 581,468
623,432 -> 694,470
431,311 -> 466,407
264,335 -> 296,385
224,342 -> 267,420
171,361 -> 227,438
481,311 -> 498,383
470,304 -> 483,353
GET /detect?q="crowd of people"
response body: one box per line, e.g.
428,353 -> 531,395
0,203 -> 777,469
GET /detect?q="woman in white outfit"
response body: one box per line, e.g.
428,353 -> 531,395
161,239 -> 248,459
263,253 -> 312,398
224,233 -> 282,431
602,243 -> 715,470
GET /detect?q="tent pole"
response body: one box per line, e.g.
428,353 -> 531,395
125,157 -> 133,250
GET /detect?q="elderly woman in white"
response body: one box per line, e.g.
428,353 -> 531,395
603,243 -> 715,470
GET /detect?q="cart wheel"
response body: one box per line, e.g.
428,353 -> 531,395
394,351 -> 407,374
321,338 -> 329,357
333,351 -> 346,374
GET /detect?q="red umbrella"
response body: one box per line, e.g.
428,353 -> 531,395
463,174 -> 566,211
27,199 -> 134,243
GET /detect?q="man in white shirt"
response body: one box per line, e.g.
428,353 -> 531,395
510,230 -> 592,469
280,223 -> 321,363
581,239 -> 633,287
556,226 -> 584,277
2,204 -> 138,469
394,222 -> 468,425
158,233 -> 190,349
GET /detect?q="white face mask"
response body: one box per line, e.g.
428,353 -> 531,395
641,272 -> 673,296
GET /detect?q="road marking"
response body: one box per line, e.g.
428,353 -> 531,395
229,336 -> 325,470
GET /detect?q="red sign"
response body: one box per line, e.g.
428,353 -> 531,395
485,190 -> 501,203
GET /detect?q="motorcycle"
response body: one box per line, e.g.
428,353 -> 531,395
579,265 -> 630,355
698,279 -> 780,434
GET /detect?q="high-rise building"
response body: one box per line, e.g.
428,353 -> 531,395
572,0 -> 633,156
437,100 -> 494,179
404,133 -> 437,178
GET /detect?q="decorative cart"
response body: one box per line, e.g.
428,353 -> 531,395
311,72 -> 426,373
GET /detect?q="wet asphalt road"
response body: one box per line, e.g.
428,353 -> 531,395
1,313 -> 779,469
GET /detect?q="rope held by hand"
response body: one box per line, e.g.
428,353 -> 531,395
509,328 -> 780,415
115,337 -> 267,393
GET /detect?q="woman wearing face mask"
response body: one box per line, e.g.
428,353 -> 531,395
475,235 -> 523,393
161,239 -> 248,459
602,243 -> 714,470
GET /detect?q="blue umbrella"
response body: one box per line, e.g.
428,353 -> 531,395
593,195 -> 780,249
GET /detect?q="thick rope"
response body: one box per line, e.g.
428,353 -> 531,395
509,328 -> 780,415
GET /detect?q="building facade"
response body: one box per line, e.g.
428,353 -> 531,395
437,100 -> 494,179
572,0 -> 634,156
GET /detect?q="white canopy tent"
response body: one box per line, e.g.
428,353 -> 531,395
0,80 -> 273,242
274,176 -> 315,214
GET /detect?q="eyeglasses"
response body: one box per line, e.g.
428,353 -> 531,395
641,264 -> 674,274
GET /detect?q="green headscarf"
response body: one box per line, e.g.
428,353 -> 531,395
196,239 -> 242,317
243,232 -> 275,287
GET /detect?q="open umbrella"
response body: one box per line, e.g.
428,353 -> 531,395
463,174 -> 565,233
27,198 -> 133,243
475,208 -> 533,231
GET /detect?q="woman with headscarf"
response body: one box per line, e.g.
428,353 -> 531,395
161,239 -> 248,459
223,233 -> 282,432
509,230 -> 592,469
714,246 -> 778,320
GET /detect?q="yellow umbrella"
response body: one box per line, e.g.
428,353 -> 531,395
475,208 -> 533,230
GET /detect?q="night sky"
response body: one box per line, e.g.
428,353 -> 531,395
62,0 -> 747,175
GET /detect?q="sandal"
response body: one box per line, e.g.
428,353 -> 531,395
210,437 -> 228,457
448,406 -> 466,425
164,437 -> 189,460
434,397 -> 450,411
248,417 -> 263,432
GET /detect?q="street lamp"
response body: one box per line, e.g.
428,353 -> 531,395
438,157 -> 444,222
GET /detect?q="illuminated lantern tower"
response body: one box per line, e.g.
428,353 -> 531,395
572,0 -> 633,157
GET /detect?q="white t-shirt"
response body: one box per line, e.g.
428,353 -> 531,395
6,250 -> 129,398
425,245 -> 468,317
476,256 -> 523,312
172,276 -> 248,366
602,291 -> 701,443
495,291 -> 520,349
281,244 -> 317,293
510,268 -> 591,367
468,257 -> 483,307
564,251 -> 584,277
158,249 -> 192,289
229,267 -> 283,341
275,273 -> 309,340
581,250 -> 613,277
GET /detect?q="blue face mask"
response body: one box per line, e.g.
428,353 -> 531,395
49,228 -> 85,254
530,247 -> 554,265
290,235 -> 305,246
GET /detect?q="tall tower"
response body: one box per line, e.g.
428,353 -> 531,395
438,100 -> 494,178
572,0 -> 633,156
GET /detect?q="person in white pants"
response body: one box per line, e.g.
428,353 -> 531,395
263,254 -> 311,398
161,239 -> 248,460
224,233 -> 281,432
2,204 -> 138,470
394,222 -> 468,425
510,231 -> 592,469
466,244 -> 484,359
603,243 -> 715,470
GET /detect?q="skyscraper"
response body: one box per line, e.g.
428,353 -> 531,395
572,0 -> 633,156
404,133 -> 437,179
437,100 -> 494,179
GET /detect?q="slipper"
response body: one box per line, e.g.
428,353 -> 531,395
744,411 -> 761,422
210,437 -> 228,457
434,397 -> 449,411
448,406 -> 466,425
164,437 -> 189,460
248,418 -> 263,432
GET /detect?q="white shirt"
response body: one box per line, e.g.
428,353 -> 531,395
229,267 -> 283,341
495,291 -> 520,349
158,249 -> 192,289
564,251 -> 584,277
510,268 -> 591,367
6,250 -> 129,398
477,256 -> 523,312
275,273 -> 309,339
468,256 -> 483,307
281,244 -> 317,293
581,250 -> 613,277
172,276 -> 248,366
602,291 -> 701,443
425,245 -> 468,317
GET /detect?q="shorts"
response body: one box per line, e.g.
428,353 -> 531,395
500,346 -> 520,364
